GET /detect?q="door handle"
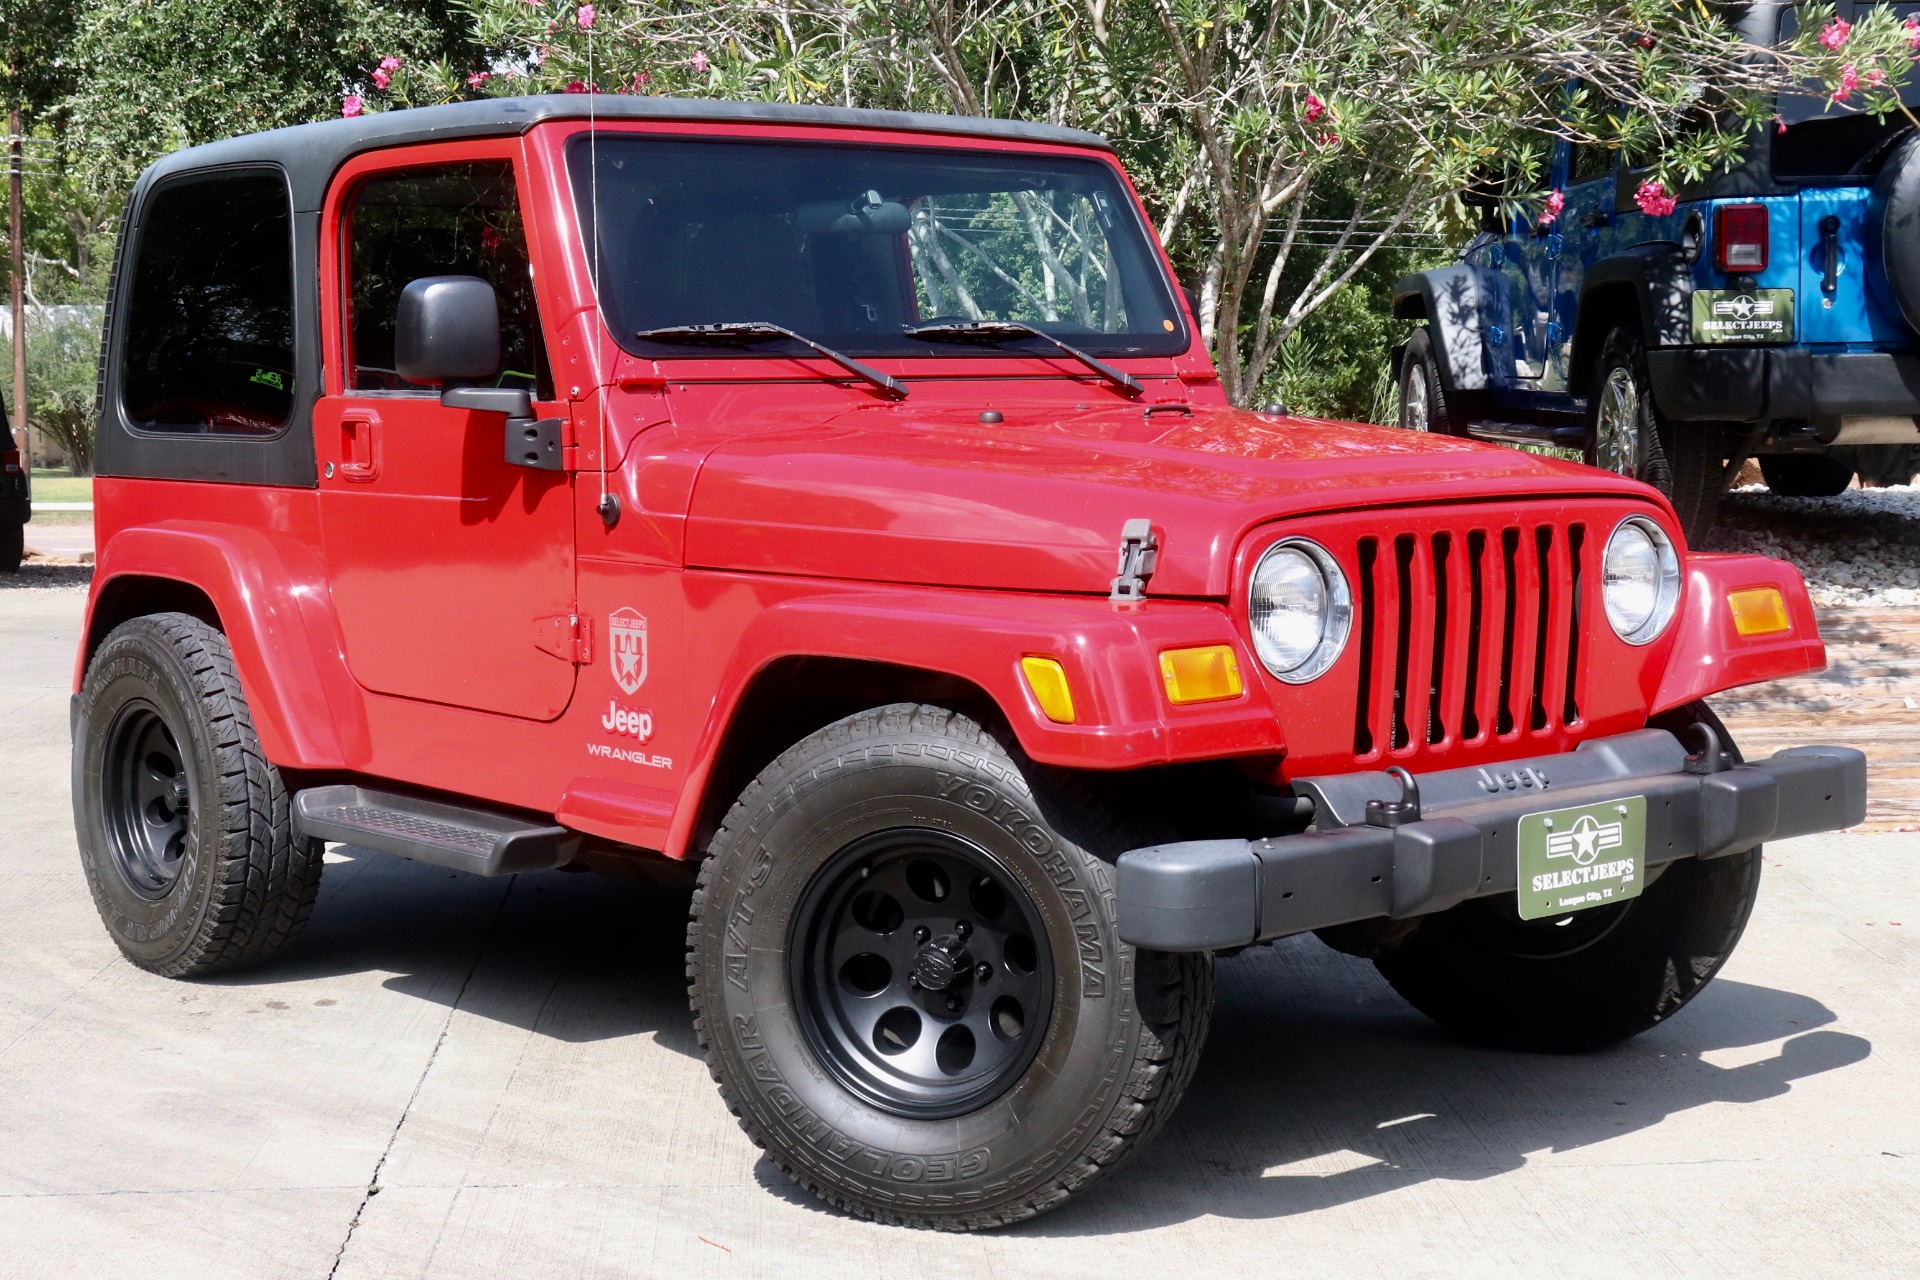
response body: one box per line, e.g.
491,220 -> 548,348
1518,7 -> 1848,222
1821,216 -> 1841,295
339,415 -> 381,482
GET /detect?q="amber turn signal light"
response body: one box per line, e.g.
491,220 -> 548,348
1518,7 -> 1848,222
1020,656 -> 1077,724
1728,587 -> 1791,637
1159,645 -> 1245,705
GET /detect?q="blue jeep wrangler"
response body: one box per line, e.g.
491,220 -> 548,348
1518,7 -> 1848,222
1393,2 -> 1920,541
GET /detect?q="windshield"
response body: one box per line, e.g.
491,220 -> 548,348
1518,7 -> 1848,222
567,135 -> 1187,358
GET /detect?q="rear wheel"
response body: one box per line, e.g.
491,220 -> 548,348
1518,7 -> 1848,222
1589,325 -> 1727,543
687,704 -> 1213,1230
1373,703 -> 1760,1052
1759,454 -> 1856,497
73,613 -> 322,976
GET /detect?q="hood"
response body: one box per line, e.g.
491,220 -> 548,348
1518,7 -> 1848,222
683,404 -> 1661,597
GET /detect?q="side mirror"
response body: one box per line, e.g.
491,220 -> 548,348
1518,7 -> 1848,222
395,275 -> 501,384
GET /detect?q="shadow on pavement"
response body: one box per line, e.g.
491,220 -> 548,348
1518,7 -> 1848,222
203,848 -> 701,1057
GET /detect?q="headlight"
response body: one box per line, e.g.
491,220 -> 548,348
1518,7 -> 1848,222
1248,539 -> 1352,682
1602,516 -> 1681,645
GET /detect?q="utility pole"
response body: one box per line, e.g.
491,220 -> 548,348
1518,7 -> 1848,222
7,105 -> 25,473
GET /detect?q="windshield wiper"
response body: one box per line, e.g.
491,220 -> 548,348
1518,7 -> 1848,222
633,322 -> 907,400
903,321 -> 1144,399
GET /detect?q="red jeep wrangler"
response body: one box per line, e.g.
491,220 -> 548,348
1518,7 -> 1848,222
73,97 -> 1864,1230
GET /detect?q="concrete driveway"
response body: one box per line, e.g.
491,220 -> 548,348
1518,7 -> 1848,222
3,585 -> 1915,1279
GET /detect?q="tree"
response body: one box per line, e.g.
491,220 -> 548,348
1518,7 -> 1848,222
363,1 -> 1820,407
62,0 -> 467,203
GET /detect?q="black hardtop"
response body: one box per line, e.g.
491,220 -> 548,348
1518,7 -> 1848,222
138,94 -> 1114,211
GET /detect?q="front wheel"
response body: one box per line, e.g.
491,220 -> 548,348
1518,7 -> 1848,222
1398,327 -> 1467,434
1589,325 -> 1727,543
0,521 -> 22,573
687,704 -> 1213,1230
1373,703 -> 1760,1052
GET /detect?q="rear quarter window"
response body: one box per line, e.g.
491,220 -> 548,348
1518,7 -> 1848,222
120,169 -> 296,436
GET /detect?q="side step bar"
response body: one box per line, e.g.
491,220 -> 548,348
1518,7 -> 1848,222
1466,419 -> 1589,450
292,785 -> 580,876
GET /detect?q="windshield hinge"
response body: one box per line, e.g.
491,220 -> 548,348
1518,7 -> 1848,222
534,613 -> 594,665
1110,519 -> 1159,603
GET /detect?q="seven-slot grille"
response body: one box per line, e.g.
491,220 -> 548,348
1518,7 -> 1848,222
1350,518 -> 1588,761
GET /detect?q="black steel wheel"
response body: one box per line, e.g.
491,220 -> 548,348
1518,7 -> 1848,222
688,703 -> 1214,1230
74,613 -> 322,976
791,830 -> 1054,1119
100,702 -> 194,899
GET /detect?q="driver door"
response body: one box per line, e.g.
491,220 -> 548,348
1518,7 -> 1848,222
313,146 -> 579,721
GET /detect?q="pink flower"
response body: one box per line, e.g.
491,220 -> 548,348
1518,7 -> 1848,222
1637,33 -> 1655,51
1906,17 -> 1920,52
1833,62 -> 1860,103
1776,114 -> 1788,135
578,5 -> 595,28
564,79 -> 587,94
341,94 -> 364,117
631,70 -> 650,89
1821,19 -> 1851,51
371,69 -> 391,89
1318,131 -> 1340,149
1634,180 -> 1677,217
1538,189 -> 1566,227
1869,66 -> 1888,88
690,50 -> 710,74
467,71 -> 492,90
1304,91 -> 1326,123
378,56 -> 401,73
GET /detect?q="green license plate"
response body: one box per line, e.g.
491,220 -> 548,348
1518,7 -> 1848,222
1516,796 -> 1647,921
1691,288 -> 1795,344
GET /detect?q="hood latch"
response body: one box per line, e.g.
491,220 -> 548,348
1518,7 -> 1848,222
1110,519 -> 1159,603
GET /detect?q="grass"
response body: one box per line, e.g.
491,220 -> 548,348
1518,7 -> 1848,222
28,468 -> 93,507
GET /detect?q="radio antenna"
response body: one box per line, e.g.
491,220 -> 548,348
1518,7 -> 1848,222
587,23 -> 619,528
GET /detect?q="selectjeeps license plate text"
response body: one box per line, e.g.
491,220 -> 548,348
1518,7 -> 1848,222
1517,796 -> 1647,921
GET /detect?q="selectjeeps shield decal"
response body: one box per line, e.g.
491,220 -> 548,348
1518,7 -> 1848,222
610,607 -> 649,694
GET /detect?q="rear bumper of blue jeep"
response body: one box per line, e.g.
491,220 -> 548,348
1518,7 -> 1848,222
1647,347 -> 1920,423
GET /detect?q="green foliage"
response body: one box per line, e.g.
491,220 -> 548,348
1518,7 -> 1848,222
62,0 -> 463,201
1,311 -> 101,473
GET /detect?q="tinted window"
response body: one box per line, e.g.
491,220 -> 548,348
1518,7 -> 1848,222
1568,142 -> 1615,185
121,170 -> 295,435
346,162 -> 551,397
569,136 -> 1186,357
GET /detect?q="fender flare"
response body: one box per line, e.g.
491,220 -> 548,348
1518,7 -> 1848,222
1393,265 -> 1493,393
657,588 -> 1283,858
1652,554 -> 1826,714
82,523 -> 369,770
1571,245 -> 1693,392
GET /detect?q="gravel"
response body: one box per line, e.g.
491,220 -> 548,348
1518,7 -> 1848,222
1,563 -> 95,592
1702,484 -> 1920,607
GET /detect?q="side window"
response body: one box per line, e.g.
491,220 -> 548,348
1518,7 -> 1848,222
345,162 -> 552,398
1568,142 -> 1616,185
121,170 -> 295,436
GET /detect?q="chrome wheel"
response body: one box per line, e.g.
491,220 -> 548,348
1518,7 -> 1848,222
1594,365 -> 1642,476
1401,364 -> 1432,432
790,829 -> 1055,1119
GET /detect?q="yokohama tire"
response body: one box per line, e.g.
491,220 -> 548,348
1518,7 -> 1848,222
1589,324 -> 1727,544
73,613 -> 322,976
687,704 -> 1214,1230
1373,703 -> 1760,1053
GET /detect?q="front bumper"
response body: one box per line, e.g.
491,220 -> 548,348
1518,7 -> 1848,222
1645,346 -> 1920,423
1115,729 -> 1866,952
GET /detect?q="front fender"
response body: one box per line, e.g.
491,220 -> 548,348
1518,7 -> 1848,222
1393,264 -> 1494,392
662,586 -> 1284,857
1652,554 -> 1827,714
83,523 -> 369,770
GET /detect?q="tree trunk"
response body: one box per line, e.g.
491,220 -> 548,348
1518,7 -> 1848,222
8,103 -> 27,471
